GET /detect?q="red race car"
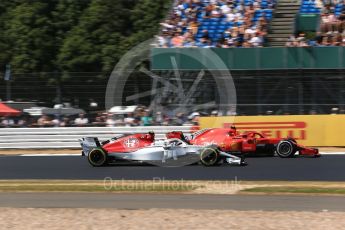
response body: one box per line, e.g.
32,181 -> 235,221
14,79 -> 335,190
80,131 -> 245,167
166,127 -> 320,158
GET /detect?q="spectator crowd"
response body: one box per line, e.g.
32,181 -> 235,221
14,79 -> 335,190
2,106 -> 344,128
155,0 -> 345,48
286,0 -> 345,47
0,106 -> 201,128
157,0 -> 275,48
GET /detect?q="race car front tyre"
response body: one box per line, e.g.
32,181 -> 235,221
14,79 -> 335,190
200,146 -> 221,166
276,140 -> 297,158
88,148 -> 108,167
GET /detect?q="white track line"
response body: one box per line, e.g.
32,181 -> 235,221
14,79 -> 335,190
19,154 -> 80,157
319,152 -> 345,155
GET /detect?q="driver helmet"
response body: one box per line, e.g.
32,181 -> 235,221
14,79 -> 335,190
147,131 -> 155,140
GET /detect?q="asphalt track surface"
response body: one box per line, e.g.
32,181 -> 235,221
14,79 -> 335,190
1,193 -> 345,211
1,155 -> 345,181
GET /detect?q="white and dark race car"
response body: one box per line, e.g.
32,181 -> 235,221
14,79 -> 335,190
79,132 -> 247,167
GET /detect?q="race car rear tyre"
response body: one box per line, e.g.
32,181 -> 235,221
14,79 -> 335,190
200,146 -> 221,166
88,148 -> 108,167
276,140 -> 297,158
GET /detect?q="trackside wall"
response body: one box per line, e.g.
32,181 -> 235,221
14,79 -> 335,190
200,115 -> 345,146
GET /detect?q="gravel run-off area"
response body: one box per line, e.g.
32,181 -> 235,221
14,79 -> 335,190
1,208 -> 345,230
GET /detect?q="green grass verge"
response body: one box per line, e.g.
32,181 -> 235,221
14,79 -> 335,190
242,187 -> 345,195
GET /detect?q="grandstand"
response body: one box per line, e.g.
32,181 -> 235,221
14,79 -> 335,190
335,2 -> 344,17
300,0 -> 322,13
152,1 -> 345,116
157,0 -> 345,47
158,0 -> 275,47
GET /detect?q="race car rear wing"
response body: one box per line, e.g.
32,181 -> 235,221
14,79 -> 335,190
79,137 -> 101,156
